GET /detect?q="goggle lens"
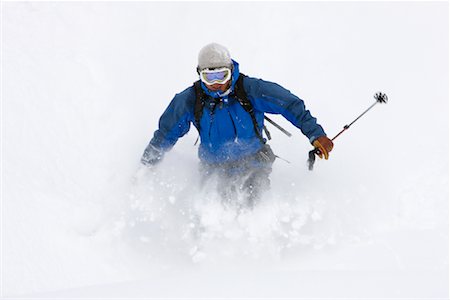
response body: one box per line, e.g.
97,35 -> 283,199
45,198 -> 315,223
200,67 -> 231,85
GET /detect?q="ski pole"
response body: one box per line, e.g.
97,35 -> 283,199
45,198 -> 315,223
308,92 -> 388,170
264,116 -> 292,137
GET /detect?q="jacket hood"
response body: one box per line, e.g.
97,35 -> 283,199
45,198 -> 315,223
200,59 -> 240,98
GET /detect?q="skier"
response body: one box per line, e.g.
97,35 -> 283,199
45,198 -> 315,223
141,43 -> 333,206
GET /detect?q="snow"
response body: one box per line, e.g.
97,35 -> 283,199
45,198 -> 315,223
2,1 -> 448,299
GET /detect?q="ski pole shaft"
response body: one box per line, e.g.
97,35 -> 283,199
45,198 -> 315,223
264,116 -> 292,137
330,100 -> 379,142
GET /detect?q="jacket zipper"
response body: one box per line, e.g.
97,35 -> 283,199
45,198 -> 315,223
208,100 -> 218,140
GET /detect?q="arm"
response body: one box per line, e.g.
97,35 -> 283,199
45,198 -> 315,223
141,87 -> 195,166
243,77 -> 326,143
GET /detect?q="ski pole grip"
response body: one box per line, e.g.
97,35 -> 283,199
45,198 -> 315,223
307,147 -> 321,171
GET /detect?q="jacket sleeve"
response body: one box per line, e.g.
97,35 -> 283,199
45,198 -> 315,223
141,87 -> 195,164
243,77 -> 326,143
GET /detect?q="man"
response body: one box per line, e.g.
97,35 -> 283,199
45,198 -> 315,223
141,43 -> 333,206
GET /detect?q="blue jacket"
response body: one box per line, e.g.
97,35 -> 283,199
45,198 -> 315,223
143,60 -> 326,165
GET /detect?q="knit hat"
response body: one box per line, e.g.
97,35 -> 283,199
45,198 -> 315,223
197,43 -> 232,71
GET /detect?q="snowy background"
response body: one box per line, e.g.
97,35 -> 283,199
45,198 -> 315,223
2,1 -> 448,299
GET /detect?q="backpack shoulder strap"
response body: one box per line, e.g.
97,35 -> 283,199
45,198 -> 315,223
234,74 -> 266,144
234,74 -> 251,111
193,80 -> 205,130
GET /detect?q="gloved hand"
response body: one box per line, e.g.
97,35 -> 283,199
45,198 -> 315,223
140,144 -> 163,166
313,136 -> 334,160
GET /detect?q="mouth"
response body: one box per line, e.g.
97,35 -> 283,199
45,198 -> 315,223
209,85 -> 221,91
206,84 -> 224,92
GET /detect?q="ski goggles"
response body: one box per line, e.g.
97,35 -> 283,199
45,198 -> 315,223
199,67 -> 232,85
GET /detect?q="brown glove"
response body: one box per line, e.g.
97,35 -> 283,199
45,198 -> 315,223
313,136 -> 334,160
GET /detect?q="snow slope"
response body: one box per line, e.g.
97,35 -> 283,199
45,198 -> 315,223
2,1 -> 448,298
